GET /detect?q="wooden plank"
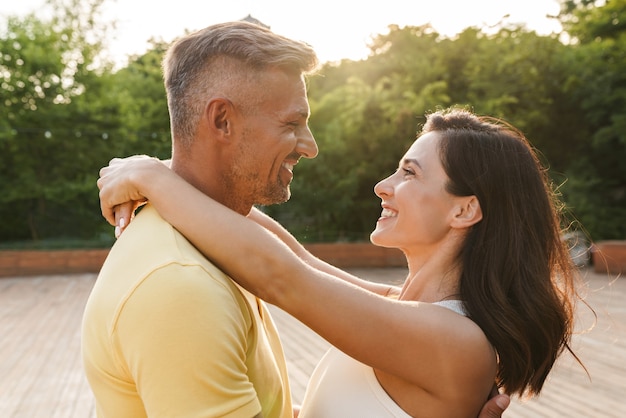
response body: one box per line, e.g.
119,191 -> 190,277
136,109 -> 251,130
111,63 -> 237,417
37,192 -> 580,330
0,275 -> 97,418
0,267 -> 624,417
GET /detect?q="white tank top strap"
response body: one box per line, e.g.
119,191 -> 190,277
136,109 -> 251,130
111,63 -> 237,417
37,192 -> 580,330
433,299 -> 467,316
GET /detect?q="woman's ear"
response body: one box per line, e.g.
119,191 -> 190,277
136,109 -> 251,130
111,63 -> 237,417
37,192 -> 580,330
451,196 -> 483,229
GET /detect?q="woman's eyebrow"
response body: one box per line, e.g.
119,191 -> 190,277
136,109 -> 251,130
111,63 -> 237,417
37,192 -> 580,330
403,158 -> 422,169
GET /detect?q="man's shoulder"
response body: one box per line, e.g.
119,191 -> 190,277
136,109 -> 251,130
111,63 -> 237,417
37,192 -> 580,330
103,205 -> 215,274
147,258 -> 236,291
100,204 -> 250,297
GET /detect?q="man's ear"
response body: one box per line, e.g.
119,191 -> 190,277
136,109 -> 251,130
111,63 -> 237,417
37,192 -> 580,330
450,195 -> 483,229
204,97 -> 234,142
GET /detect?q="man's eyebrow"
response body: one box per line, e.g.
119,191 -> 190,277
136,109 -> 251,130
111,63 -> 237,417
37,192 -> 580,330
284,109 -> 309,122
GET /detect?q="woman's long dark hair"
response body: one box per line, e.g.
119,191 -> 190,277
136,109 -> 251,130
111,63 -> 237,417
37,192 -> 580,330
422,107 -> 583,397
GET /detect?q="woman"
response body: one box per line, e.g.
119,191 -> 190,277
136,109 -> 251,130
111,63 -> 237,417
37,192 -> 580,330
98,108 -> 582,417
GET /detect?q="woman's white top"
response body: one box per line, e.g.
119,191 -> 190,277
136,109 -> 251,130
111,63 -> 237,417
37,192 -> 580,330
298,300 -> 467,418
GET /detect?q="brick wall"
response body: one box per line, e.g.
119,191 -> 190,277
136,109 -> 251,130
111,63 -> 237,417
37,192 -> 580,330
0,250 -> 110,277
304,243 -> 405,268
593,241 -> 626,275
0,243 -> 406,278
2,240 -> 622,278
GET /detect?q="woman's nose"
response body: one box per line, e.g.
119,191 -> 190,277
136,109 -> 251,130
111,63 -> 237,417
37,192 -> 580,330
374,175 -> 393,198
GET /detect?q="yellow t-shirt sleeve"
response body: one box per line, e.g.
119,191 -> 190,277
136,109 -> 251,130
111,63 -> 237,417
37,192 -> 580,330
113,263 -> 261,418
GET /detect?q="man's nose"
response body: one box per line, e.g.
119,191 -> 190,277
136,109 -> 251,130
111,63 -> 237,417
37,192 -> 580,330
298,127 -> 318,159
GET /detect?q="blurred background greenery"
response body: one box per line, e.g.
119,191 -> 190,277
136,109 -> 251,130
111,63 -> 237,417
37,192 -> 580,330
1,0 -> 624,248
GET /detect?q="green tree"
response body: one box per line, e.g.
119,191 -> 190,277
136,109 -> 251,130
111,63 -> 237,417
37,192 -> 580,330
2,3 -> 623,246
458,28 -> 586,172
558,0 -> 626,239
107,41 -> 171,159
0,0 -> 117,243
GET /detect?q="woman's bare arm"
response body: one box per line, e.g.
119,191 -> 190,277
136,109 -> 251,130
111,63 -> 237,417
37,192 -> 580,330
102,157 -> 399,297
98,156 -> 494,399
247,208 -> 400,298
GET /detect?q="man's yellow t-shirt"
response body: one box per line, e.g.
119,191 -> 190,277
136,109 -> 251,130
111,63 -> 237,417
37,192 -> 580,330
82,205 -> 292,417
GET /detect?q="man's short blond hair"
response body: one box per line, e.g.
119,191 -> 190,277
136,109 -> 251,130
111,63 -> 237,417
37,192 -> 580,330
163,21 -> 318,148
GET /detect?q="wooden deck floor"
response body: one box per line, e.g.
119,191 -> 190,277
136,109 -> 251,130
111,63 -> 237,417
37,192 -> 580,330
0,267 -> 624,417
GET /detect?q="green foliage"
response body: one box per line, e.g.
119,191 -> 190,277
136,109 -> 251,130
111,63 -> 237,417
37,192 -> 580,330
110,42 -> 171,158
1,0 -> 624,245
559,0 -> 626,42
556,0 -> 626,239
0,0 -> 114,241
273,15 -> 626,242
0,0 -> 170,243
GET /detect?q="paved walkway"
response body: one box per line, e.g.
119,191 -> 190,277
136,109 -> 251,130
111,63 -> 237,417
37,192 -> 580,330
0,267 -> 624,417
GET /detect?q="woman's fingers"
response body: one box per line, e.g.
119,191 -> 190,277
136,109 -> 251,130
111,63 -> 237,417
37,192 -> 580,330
114,202 -> 135,238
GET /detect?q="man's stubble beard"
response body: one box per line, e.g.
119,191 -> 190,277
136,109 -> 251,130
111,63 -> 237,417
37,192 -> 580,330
222,165 -> 291,210
254,176 -> 291,206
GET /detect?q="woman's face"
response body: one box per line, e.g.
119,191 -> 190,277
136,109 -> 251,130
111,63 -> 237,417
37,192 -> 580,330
371,132 -> 460,251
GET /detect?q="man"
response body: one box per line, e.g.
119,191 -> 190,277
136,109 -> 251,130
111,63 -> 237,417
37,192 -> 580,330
83,21 -> 509,417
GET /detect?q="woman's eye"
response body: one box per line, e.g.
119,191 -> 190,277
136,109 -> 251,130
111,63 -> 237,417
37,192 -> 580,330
403,168 -> 415,176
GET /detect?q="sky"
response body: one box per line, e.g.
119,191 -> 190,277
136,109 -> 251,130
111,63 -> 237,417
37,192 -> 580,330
0,0 -> 563,65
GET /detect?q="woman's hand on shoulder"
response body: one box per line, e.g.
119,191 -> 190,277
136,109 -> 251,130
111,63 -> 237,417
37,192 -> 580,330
97,155 -> 167,236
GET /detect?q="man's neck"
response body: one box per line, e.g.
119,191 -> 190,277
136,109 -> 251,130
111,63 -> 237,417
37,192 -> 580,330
170,156 -> 252,216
